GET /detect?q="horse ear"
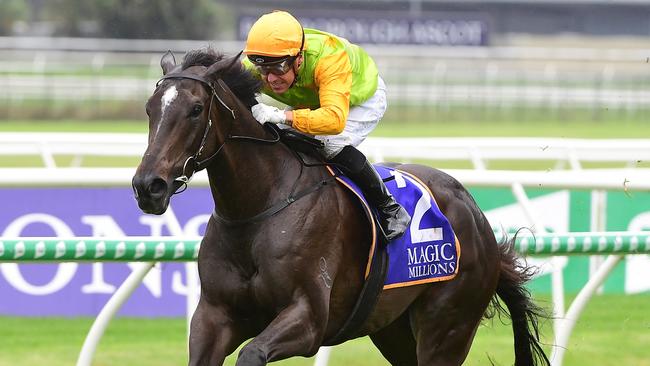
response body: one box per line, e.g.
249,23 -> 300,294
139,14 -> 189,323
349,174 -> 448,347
161,50 -> 176,75
206,51 -> 243,79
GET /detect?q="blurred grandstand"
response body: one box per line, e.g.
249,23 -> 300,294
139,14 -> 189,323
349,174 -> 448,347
1,0 -> 649,122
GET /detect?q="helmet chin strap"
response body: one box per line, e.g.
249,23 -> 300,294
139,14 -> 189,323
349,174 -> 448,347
289,53 -> 302,88
288,29 -> 305,88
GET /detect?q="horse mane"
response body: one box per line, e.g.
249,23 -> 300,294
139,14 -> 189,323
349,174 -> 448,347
182,48 -> 262,108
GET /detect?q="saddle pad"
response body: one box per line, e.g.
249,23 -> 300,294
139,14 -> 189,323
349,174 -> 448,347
329,165 -> 461,290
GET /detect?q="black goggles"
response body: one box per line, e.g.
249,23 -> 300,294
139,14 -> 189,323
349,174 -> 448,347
249,56 -> 296,76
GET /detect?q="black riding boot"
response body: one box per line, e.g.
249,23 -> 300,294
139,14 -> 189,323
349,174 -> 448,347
330,146 -> 411,241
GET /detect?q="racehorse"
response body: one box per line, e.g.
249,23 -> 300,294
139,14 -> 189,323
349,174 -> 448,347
132,48 -> 550,366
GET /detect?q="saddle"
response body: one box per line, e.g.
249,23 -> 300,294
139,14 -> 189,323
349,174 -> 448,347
265,123 -> 325,161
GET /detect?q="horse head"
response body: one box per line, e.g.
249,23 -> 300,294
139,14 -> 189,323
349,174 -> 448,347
132,48 -> 262,214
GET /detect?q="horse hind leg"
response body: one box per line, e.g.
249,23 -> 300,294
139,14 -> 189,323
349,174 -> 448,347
369,310 -> 418,365
409,279 -> 493,366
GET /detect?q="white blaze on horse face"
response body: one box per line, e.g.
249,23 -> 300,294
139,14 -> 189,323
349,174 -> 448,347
156,85 -> 178,136
161,85 -> 178,114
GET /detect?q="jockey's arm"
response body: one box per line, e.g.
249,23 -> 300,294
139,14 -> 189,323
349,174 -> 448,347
290,51 -> 352,135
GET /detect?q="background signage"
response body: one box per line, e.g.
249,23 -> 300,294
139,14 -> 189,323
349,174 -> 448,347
0,187 -> 648,317
238,12 -> 489,46
0,187 -> 211,317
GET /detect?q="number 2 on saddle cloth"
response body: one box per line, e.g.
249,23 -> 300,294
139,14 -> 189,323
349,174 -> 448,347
331,164 -> 460,289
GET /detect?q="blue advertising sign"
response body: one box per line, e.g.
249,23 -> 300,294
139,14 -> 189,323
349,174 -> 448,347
238,12 -> 489,46
0,187 -> 212,317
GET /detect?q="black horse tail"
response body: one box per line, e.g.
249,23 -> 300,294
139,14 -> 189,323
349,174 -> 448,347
493,233 -> 551,366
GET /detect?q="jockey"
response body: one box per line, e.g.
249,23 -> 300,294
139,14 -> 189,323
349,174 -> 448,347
242,10 -> 411,241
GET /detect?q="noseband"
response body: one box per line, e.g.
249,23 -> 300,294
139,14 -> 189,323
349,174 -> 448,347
156,73 -> 237,186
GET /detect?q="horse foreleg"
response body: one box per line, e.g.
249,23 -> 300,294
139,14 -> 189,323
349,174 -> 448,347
188,298 -> 245,366
235,297 -> 325,366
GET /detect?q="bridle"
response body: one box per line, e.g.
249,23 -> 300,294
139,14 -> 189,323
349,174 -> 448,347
156,73 -> 235,188
155,71 -> 280,193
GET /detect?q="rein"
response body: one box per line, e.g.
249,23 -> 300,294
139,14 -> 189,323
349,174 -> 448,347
156,71 -> 334,225
211,174 -> 334,226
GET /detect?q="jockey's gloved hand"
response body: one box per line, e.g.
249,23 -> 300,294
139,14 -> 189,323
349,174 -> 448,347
251,103 -> 287,125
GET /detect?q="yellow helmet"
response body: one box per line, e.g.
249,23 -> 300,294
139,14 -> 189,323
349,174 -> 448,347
244,11 -> 304,58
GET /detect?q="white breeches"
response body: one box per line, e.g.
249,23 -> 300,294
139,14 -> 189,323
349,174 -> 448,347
316,76 -> 387,159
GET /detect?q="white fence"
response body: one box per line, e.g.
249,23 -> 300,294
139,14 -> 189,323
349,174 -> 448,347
5,75 -> 650,109
1,132 -> 649,169
3,37 -> 650,118
1,133 -> 649,192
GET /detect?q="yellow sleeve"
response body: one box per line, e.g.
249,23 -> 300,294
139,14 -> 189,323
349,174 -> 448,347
292,50 -> 352,135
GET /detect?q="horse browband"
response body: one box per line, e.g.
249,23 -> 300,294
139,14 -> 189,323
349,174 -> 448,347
157,73 -> 236,120
158,73 -> 212,87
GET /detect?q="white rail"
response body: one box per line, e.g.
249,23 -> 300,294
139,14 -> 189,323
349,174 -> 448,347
0,132 -> 648,170
0,167 -> 647,192
6,75 -> 650,108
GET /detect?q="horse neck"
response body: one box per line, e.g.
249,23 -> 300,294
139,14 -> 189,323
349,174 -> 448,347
205,107 -> 298,221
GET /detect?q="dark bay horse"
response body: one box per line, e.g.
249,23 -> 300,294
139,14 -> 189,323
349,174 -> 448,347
132,48 -> 550,366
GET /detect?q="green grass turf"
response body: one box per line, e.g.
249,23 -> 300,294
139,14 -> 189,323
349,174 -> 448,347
0,294 -> 648,365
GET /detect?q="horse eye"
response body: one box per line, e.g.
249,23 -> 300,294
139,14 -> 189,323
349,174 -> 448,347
190,104 -> 203,118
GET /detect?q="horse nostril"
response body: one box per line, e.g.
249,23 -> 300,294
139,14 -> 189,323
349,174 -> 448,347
132,175 -> 146,198
148,178 -> 168,197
